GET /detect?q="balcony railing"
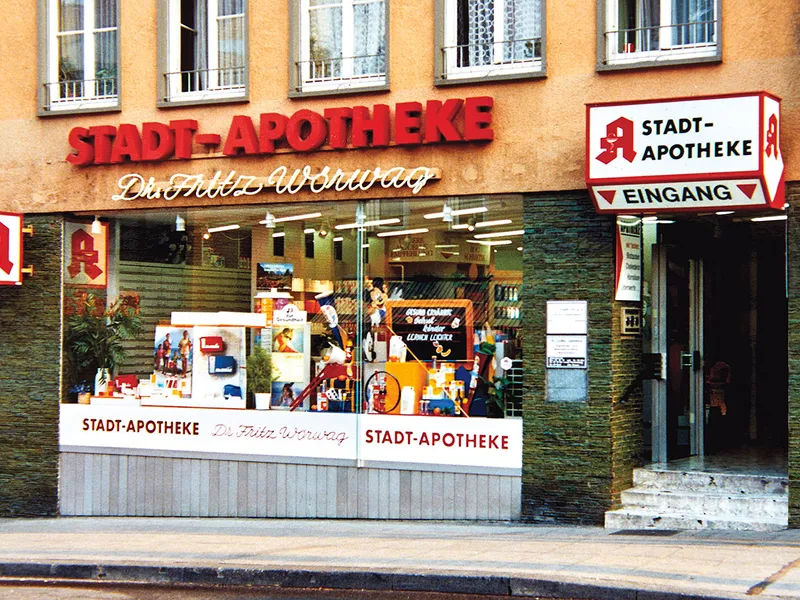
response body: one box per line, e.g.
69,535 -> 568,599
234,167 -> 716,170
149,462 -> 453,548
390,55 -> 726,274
604,18 -> 717,63
442,37 -> 542,77
44,77 -> 118,108
296,54 -> 386,90
163,66 -> 246,101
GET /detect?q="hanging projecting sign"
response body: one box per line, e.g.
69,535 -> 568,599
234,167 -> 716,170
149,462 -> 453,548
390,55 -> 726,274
586,92 -> 784,213
64,221 -> 108,288
0,212 -> 23,286
615,220 -> 641,301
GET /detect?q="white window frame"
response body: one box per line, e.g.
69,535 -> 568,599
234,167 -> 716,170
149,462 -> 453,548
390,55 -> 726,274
298,0 -> 386,93
442,0 -> 543,80
165,0 -> 246,102
603,0 -> 718,66
46,0 -> 118,111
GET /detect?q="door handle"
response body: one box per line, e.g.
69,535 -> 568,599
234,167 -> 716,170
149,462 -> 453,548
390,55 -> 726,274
680,351 -> 693,368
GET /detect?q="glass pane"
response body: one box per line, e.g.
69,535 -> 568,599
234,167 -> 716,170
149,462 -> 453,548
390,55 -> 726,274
94,30 -> 117,96
672,0 -> 714,45
218,14 -> 245,86
618,0 -> 659,53
309,0 -> 340,6
456,0 -> 493,67
59,0 -> 84,32
309,6 -> 343,79
353,1 -> 384,75
59,32 -> 84,86
95,0 -> 117,29
219,0 -> 244,16
503,0 -> 540,61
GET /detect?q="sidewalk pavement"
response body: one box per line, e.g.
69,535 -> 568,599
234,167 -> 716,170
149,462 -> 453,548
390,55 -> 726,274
1,518 -> 800,600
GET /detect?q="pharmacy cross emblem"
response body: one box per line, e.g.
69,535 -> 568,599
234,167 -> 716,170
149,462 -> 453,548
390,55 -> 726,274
596,117 -> 637,165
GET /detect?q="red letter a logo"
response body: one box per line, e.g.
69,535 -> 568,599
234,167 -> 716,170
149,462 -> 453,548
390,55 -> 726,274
67,229 -> 103,280
597,117 -> 637,164
0,222 -> 14,275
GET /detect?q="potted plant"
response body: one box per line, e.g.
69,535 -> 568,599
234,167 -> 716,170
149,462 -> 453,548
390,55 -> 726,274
65,291 -> 143,396
247,345 -> 274,409
483,374 -> 510,419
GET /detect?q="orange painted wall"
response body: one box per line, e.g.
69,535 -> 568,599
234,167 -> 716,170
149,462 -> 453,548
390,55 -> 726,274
0,0 -> 797,214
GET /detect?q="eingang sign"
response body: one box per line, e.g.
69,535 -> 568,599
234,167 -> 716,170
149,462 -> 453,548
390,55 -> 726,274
586,92 -> 784,213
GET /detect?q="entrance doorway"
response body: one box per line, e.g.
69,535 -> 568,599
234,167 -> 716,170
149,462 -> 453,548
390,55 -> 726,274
645,218 -> 788,464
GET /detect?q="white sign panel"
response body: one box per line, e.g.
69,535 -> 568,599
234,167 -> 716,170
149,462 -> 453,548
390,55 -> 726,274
0,212 -> 22,286
59,406 -> 523,473
546,335 -> 588,369
546,301 -> 588,334
615,220 -> 641,301
586,93 -> 785,213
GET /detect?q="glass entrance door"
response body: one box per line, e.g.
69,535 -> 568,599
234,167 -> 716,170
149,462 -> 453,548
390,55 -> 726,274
651,245 -> 704,463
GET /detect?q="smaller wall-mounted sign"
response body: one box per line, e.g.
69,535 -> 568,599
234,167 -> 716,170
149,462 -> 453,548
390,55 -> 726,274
0,212 -> 22,286
64,221 -> 108,288
546,335 -> 588,369
586,92 -> 785,214
615,220 -> 641,302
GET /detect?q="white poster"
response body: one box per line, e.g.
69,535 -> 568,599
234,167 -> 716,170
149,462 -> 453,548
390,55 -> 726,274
546,301 -> 588,334
615,220 -> 641,301
192,326 -> 247,408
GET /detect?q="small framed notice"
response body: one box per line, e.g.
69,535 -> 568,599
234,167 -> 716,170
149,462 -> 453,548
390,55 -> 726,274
546,301 -> 587,335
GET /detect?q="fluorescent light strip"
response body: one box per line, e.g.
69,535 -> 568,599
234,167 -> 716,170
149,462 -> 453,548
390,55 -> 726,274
376,228 -> 430,238
475,219 -> 512,228
207,224 -> 240,233
715,211 -> 735,216
335,218 -> 401,230
451,224 -> 472,230
259,212 -> 322,225
473,229 -> 525,239
467,239 -> 514,246
434,244 -> 459,249
304,228 -> 315,234
272,232 -> 286,238
362,244 -> 370,248
333,236 -> 343,242
751,215 -> 788,222
424,206 -> 489,219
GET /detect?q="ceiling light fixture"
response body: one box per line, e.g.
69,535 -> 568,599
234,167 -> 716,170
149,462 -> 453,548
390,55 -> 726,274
333,236 -> 344,242
272,232 -> 286,238
475,219 -> 513,228
715,211 -> 735,216
751,215 -> 788,222
304,228 -> 315,234
376,228 -> 430,238
473,229 -> 525,239
442,201 -> 453,223
175,215 -> 186,232
318,222 -> 330,238
424,206 -> 488,219
207,224 -> 240,234
335,218 -> 401,230
260,212 -> 322,225
91,216 -> 102,234
466,239 -> 514,246
434,244 -> 459,249
264,212 -> 276,229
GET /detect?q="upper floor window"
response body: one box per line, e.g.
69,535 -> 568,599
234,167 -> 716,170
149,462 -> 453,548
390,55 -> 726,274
601,0 -> 719,68
292,0 -> 387,95
438,0 -> 544,82
43,0 -> 119,112
162,0 -> 247,104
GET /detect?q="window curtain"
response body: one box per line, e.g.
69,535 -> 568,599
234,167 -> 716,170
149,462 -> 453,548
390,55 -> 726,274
672,0 -> 714,46
194,1 -> 207,89
636,0 -> 659,51
309,0 -> 343,79
466,0 -> 493,67
94,0 -> 117,96
218,0 -> 245,86
503,0 -> 541,61
353,0 -> 385,76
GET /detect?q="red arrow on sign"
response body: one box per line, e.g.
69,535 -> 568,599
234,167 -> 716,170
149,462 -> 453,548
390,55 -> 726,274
597,190 -> 617,205
737,184 -> 758,199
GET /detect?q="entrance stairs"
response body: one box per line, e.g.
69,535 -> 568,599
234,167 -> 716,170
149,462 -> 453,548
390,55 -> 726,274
605,466 -> 788,531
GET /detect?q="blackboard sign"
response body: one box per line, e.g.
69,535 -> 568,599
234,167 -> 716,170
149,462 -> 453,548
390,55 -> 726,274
386,300 -> 474,362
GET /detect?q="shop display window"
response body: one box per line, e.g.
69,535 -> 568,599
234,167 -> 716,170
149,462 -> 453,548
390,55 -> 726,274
62,196 -> 524,420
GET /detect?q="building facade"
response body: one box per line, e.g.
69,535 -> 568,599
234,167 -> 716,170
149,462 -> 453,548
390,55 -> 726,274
0,0 -> 797,525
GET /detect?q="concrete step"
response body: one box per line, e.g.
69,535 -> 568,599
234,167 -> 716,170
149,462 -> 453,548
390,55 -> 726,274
633,468 -> 787,495
620,488 -> 787,519
605,507 -> 787,531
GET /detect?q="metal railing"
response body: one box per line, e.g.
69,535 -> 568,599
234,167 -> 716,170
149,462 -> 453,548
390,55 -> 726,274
44,77 -> 117,107
442,37 -> 542,75
163,66 -> 245,100
296,53 -> 385,89
505,360 -> 524,418
605,18 -> 717,60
